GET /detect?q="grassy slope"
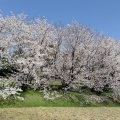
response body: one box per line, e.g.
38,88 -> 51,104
0,90 -> 119,108
0,90 -> 81,107
0,107 -> 120,120
1,80 -> 119,108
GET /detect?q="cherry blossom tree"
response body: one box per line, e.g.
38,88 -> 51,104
0,13 -> 120,101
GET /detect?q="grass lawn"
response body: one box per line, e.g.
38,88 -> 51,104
0,107 -> 120,120
0,90 -> 82,107
0,90 -> 120,108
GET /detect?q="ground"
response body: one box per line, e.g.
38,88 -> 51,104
0,107 -> 120,120
0,86 -> 120,120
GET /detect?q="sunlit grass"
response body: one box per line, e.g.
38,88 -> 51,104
0,90 -> 120,108
0,90 -> 80,108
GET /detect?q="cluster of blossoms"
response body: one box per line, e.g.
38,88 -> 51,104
42,89 -> 62,101
0,78 -> 23,100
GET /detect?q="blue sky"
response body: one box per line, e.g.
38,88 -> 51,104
0,0 -> 119,40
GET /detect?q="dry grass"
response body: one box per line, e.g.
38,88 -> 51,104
0,107 -> 120,120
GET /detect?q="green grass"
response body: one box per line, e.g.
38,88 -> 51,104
49,81 -> 62,86
19,90 -> 80,107
0,80 -> 119,108
0,90 -> 120,108
0,90 -> 80,108
49,81 -> 84,86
